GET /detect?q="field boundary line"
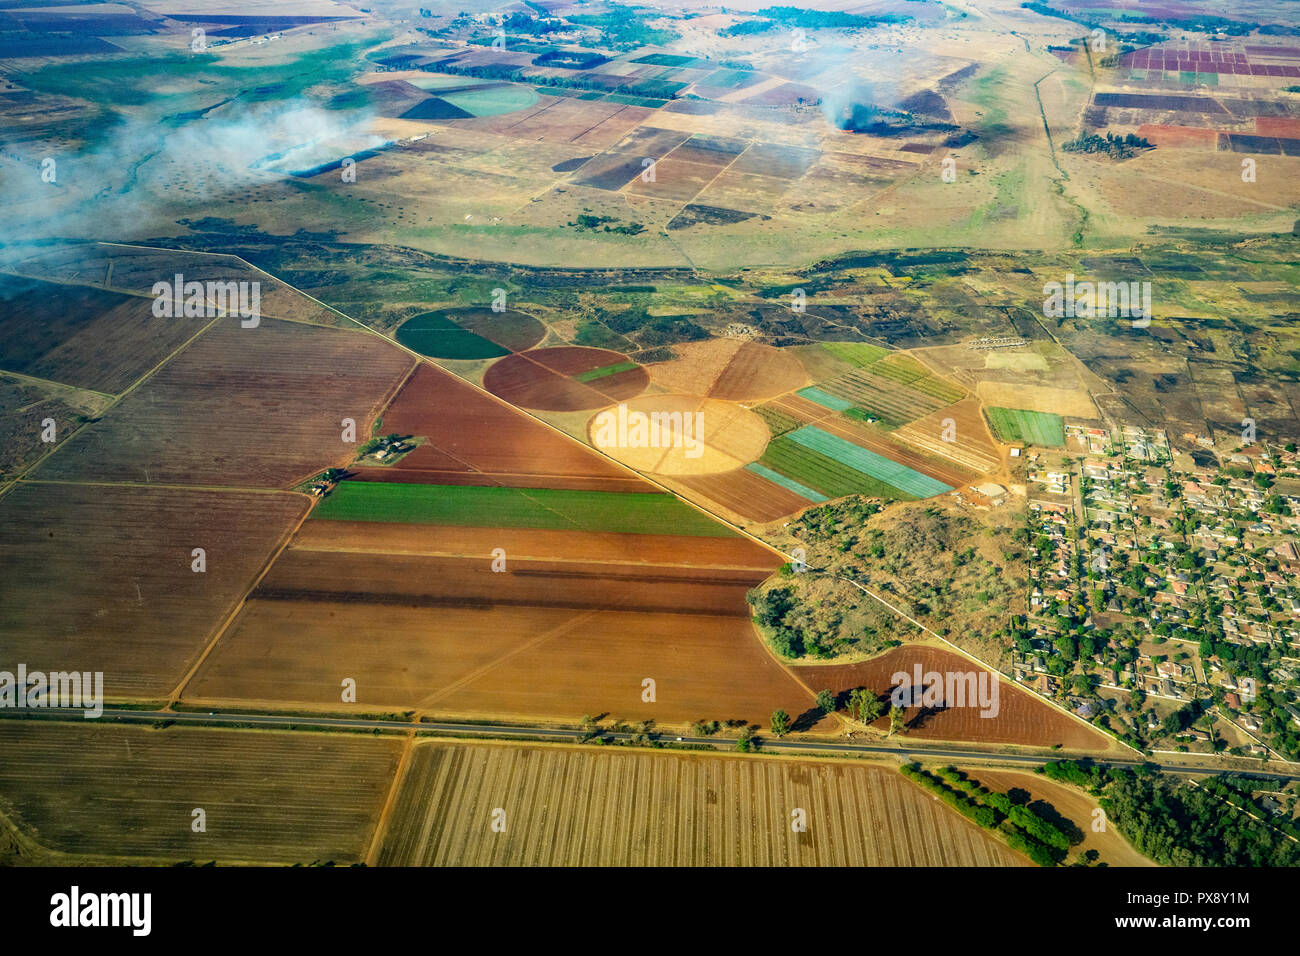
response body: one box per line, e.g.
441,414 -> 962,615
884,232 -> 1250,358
165,496 -> 318,705
5,312 -> 224,487
365,727 -> 417,866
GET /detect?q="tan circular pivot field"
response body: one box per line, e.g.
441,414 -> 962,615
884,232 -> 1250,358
587,394 -> 770,476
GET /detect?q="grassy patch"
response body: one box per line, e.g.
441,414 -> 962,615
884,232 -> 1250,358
573,361 -> 638,383
985,407 -> 1066,447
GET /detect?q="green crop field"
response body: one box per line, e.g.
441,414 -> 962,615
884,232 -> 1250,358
745,462 -> 827,502
441,84 -> 540,118
753,404 -> 802,438
985,407 -> 1066,447
758,436 -> 912,500
394,311 -> 509,360
785,426 -> 952,498
820,342 -> 890,367
574,361 -> 638,383
313,482 -> 736,536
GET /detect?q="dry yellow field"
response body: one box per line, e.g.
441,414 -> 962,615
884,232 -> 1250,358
0,722 -> 401,865
976,381 -> 1100,419
377,741 -> 1030,867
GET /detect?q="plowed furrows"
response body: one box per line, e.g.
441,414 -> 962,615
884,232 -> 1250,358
585,753 -> 615,865
405,747 -> 444,864
865,769 -> 889,866
674,758 -> 694,866
537,749 -> 574,866
436,744 -> 486,866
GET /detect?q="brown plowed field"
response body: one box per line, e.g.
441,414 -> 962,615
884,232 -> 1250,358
0,482 -> 307,698
893,398 -> 999,476
32,318 -> 415,487
1257,116 -> 1300,137
483,346 -> 649,411
811,645 -> 1116,752
709,342 -> 809,401
378,742 -> 1030,866
1136,124 -> 1220,148
186,602 -> 821,727
360,363 -> 640,489
248,549 -> 764,617
672,468 -> 812,525
292,521 -> 779,569
0,722 -> 399,864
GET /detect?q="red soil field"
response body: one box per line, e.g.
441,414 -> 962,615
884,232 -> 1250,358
1136,124 -> 1220,148
293,521 -> 780,569
1256,116 -> 1300,137
483,346 -> 649,411
250,549 -> 766,617
187,600 -> 826,729
708,342 -> 809,401
672,467 -> 813,525
0,482 -> 307,698
812,645 -> 1115,752
32,318 -> 415,487
357,363 -> 642,490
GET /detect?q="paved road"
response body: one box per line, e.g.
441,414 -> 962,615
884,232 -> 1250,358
11,706 -> 1300,783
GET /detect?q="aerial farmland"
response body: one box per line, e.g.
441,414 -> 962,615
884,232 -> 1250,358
2,0 -> 1298,896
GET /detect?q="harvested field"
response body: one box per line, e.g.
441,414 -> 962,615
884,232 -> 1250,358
32,318 -> 415,487
3,244 -> 343,327
187,603 -> 816,727
0,275 -> 207,394
975,381 -> 1099,420
986,407 -> 1066,448
378,741 -> 1030,866
709,342 -> 808,401
314,482 -> 735,537
0,482 -> 307,698
356,363 -> 641,491
893,398 -> 1000,475
815,367 -> 962,428
671,467 -> 817,524
0,722 -> 399,864
588,395 -> 770,475
730,143 -> 821,178
625,158 -> 719,202
484,346 -> 649,411
646,339 -> 807,401
292,521 -> 778,569
815,646 -> 1117,752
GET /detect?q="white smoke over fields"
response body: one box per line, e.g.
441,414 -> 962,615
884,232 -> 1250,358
2,96 -> 384,256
